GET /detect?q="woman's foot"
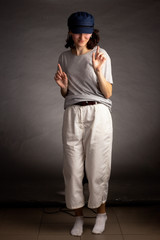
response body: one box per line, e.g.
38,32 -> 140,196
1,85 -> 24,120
92,213 -> 107,234
71,216 -> 84,236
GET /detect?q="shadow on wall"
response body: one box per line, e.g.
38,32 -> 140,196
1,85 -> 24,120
0,0 -> 160,204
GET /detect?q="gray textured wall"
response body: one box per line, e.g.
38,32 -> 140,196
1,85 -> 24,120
0,0 -> 160,204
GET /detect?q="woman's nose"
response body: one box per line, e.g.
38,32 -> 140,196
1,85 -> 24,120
79,34 -> 85,39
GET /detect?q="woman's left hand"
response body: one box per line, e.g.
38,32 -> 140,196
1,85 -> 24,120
92,46 -> 106,73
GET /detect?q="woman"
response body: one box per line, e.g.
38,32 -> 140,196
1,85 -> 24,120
54,12 -> 113,236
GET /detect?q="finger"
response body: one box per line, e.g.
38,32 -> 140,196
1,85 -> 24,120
98,53 -> 104,58
98,54 -> 106,62
57,71 -> 62,77
54,73 -> 59,79
55,73 -> 61,80
96,46 -> 100,57
55,76 -> 61,81
95,46 -> 100,59
102,58 -> 106,63
101,54 -> 106,61
96,45 -> 99,54
63,72 -> 67,80
55,80 -> 64,88
55,72 -> 62,80
92,52 -> 95,62
54,76 -> 61,82
58,64 -> 63,74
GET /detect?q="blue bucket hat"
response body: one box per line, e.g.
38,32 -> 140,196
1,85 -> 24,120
67,12 -> 94,34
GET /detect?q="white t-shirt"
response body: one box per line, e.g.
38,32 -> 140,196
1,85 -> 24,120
58,46 -> 113,110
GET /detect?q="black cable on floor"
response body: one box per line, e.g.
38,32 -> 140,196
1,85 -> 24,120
43,206 -> 97,218
43,207 -> 61,214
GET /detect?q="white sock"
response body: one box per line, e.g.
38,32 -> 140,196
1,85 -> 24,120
71,216 -> 83,236
92,213 -> 107,234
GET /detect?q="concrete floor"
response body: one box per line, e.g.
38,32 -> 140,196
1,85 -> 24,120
0,204 -> 159,240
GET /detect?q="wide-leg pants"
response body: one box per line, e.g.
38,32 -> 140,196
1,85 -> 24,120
62,103 -> 113,209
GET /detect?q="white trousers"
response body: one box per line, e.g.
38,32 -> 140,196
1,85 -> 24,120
62,103 -> 113,209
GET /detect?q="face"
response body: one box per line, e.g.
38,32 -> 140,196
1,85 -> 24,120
70,32 -> 92,47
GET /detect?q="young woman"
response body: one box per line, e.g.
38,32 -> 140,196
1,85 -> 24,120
54,12 -> 113,236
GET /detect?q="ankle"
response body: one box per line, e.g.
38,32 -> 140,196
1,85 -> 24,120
97,203 -> 106,214
97,210 -> 106,214
75,207 -> 83,217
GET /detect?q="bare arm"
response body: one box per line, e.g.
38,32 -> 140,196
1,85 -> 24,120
92,46 -> 112,99
95,70 -> 112,99
54,64 -> 68,98
60,87 -> 68,98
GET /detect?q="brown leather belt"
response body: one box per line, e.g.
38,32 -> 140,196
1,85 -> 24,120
74,101 -> 100,106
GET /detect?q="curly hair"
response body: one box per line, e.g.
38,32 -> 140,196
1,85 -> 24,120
65,29 -> 100,49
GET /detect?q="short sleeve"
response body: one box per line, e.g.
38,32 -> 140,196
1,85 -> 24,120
100,49 -> 113,84
57,52 -> 67,73
106,55 -> 113,84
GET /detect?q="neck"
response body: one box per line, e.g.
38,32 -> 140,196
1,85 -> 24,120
72,46 -> 90,56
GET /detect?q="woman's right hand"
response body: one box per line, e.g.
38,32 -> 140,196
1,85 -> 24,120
54,64 -> 68,90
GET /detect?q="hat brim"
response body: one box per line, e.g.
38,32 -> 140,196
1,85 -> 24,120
70,26 -> 94,34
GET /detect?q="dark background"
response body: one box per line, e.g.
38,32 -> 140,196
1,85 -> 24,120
0,0 -> 160,205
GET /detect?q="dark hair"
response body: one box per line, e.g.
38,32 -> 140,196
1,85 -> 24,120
65,29 -> 100,49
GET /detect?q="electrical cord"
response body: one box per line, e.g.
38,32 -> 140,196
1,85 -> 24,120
43,206 -> 97,218
43,207 -> 61,215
